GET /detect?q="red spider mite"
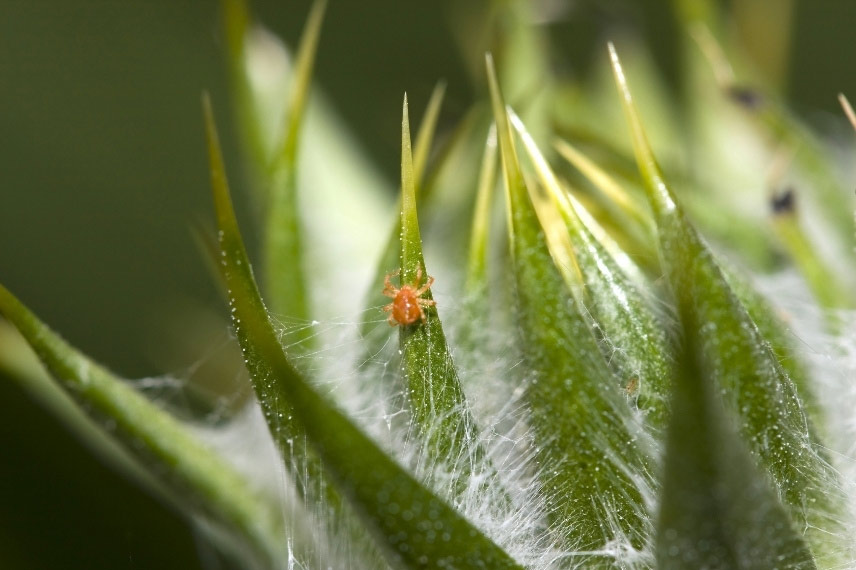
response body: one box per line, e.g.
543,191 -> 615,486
382,267 -> 436,326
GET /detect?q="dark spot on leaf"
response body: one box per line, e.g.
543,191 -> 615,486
727,85 -> 764,110
770,187 -> 796,215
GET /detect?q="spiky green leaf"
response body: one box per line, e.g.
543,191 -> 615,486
205,94 -> 523,570
513,112 -> 673,430
359,82 -> 447,344
263,0 -> 326,333
488,53 -> 654,559
398,95 -> 486,478
610,43 -> 852,566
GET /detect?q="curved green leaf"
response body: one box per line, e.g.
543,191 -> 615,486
487,53 -> 654,560
205,94 -> 523,570
0,284 -> 285,569
206,93 -> 391,569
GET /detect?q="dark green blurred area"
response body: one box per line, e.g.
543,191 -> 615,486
1,1 -> 853,567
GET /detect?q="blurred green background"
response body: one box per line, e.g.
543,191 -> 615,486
1,0 -> 854,567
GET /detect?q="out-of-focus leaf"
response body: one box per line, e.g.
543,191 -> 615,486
487,54 -> 653,559
759,108 -> 853,255
554,137 -> 655,257
456,123 -> 511,384
770,190 -> 852,314
453,2 -> 554,207
688,19 -> 853,271
839,93 -> 856,132
466,124 -> 498,295
221,0 -> 267,176
0,285 -> 285,569
190,218 -> 228,298
263,0 -> 326,336
205,94 -> 523,570
224,0 -> 393,324
412,82 -> 447,191
610,44 -> 853,566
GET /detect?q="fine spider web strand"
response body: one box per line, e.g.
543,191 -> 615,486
751,271 -> 856,565
129,330 -> 252,425
306,301 -> 567,565
145,294 -> 672,567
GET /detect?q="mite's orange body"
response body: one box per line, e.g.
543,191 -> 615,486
382,267 -> 436,326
